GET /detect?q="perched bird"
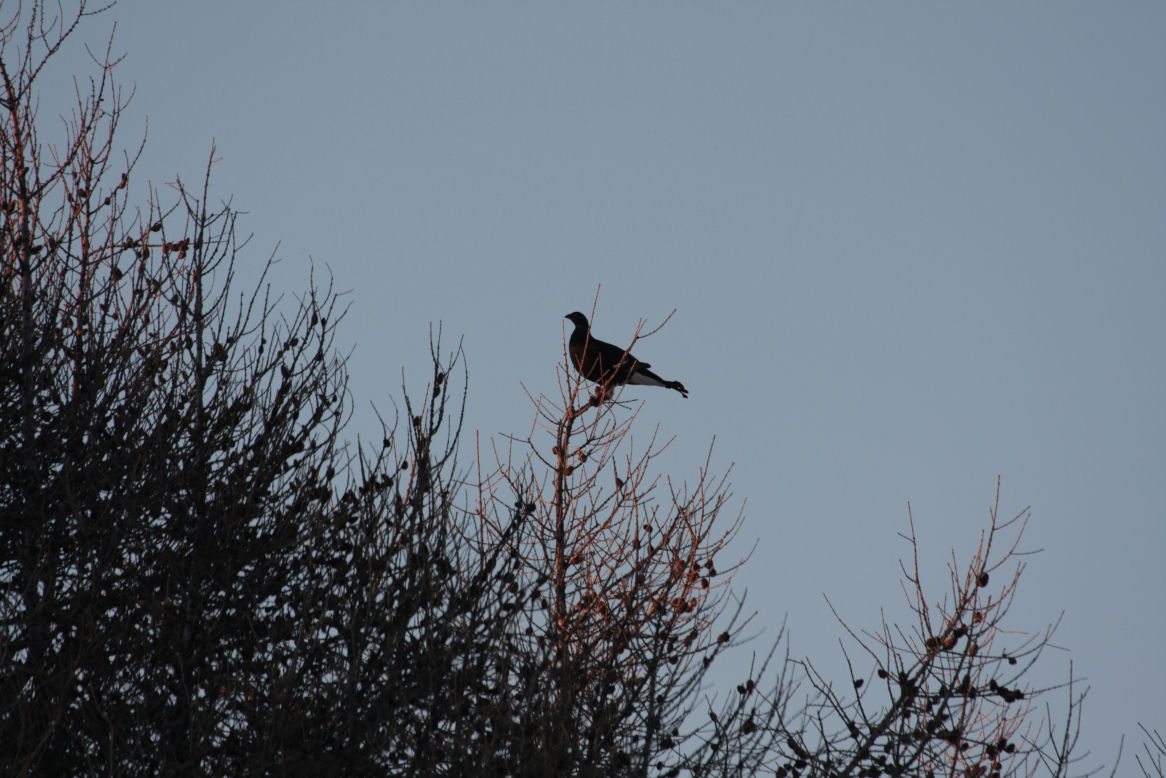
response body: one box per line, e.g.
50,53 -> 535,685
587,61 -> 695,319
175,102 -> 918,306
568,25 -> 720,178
564,312 -> 688,398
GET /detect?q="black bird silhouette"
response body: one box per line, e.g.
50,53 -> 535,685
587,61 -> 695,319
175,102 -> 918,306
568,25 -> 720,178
564,312 -> 688,398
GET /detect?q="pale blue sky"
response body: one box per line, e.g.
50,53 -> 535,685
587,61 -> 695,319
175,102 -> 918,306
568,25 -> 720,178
47,1 -> 1165,765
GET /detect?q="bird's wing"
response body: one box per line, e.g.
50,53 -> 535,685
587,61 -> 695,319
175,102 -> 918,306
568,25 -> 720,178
592,337 -> 641,371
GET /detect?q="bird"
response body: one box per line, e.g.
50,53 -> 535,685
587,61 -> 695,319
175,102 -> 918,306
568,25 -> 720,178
564,312 -> 688,398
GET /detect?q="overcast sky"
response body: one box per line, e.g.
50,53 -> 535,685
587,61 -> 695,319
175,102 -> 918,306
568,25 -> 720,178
45,1 -> 1165,766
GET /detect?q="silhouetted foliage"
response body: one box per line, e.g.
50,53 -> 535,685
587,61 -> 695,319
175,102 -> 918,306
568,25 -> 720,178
2,4 -> 1139,777
0,4 -> 520,774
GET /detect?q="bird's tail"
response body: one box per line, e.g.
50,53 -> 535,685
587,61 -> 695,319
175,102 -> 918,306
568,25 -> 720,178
628,367 -> 689,398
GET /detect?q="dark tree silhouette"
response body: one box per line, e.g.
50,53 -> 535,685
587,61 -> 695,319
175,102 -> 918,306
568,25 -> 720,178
0,1 -> 350,767
0,5 -> 523,774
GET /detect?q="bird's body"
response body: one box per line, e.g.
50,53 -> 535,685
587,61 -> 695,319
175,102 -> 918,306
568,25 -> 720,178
565,312 -> 688,398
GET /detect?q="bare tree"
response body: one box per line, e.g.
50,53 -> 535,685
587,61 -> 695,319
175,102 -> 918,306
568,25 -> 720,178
0,2 -> 351,769
760,481 -> 1090,778
0,5 -> 518,775
246,337 -> 537,777
467,308 -> 793,777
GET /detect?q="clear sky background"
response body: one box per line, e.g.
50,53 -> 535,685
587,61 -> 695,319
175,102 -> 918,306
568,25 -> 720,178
44,1 -> 1165,767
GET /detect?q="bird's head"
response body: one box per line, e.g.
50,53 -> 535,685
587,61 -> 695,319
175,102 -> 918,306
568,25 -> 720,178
564,312 -> 589,330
